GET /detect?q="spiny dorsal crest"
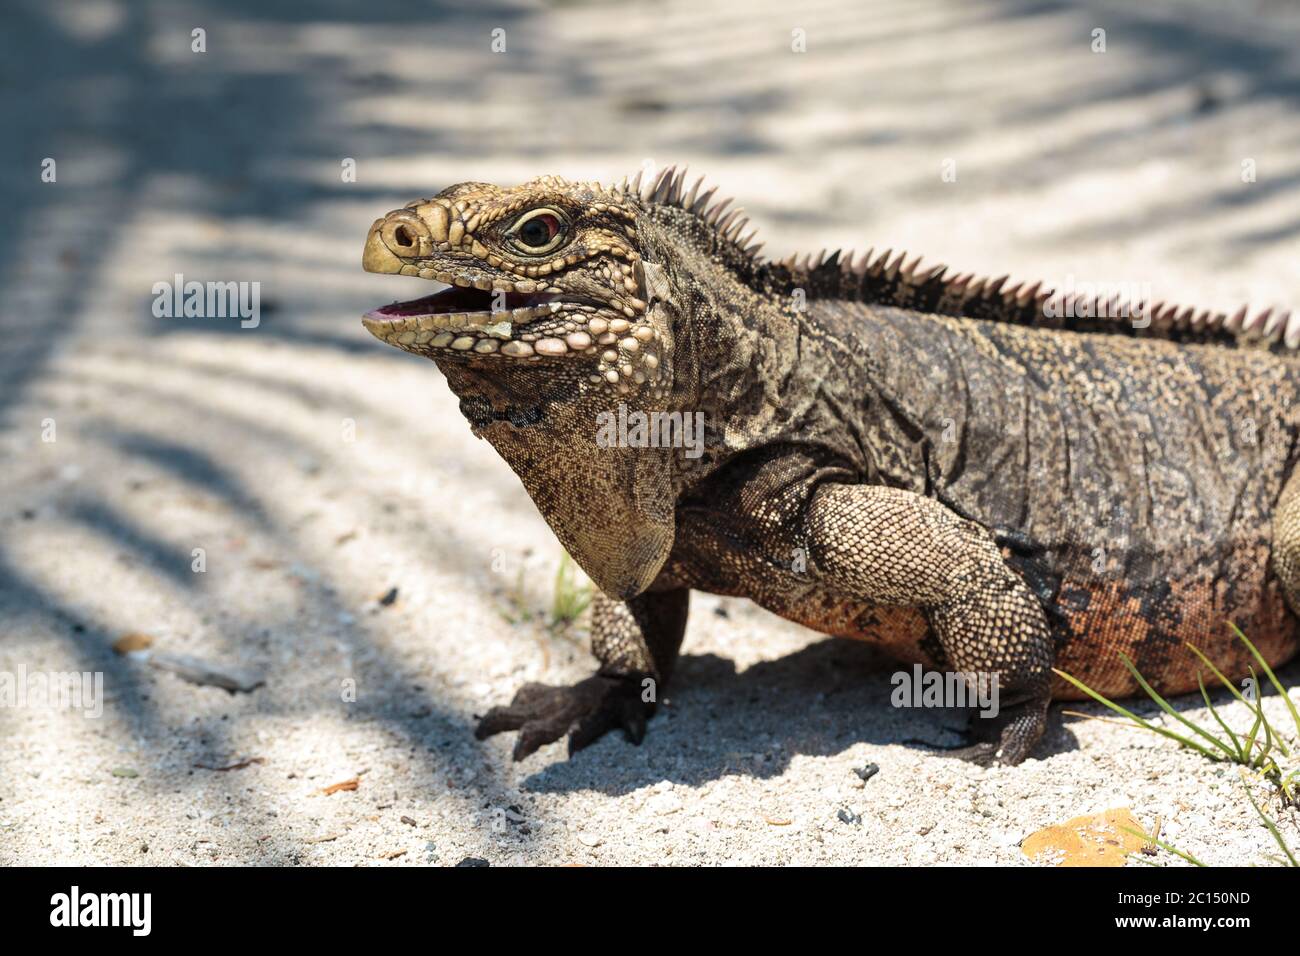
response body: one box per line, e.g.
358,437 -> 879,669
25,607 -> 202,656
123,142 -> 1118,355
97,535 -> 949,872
615,165 -> 765,261
607,166 -> 1295,351
769,244 -> 1298,351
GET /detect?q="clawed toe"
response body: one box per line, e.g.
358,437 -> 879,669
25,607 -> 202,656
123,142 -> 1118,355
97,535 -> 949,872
474,674 -> 654,761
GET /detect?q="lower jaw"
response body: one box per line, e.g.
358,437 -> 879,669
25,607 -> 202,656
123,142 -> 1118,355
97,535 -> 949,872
362,311 -> 603,359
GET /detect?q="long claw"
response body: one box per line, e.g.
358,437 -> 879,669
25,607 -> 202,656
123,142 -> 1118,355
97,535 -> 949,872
567,707 -> 618,755
619,696 -> 648,744
474,674 -> 656,761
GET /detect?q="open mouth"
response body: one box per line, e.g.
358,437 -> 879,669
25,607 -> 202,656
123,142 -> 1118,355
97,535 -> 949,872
364,286 -> 564,331
362,282 -> 608,357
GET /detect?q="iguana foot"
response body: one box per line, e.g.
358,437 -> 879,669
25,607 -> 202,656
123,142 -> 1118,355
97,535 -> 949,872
917,694 -> 1049,766
474,674 -> 653,761
942,696 -> 1049,766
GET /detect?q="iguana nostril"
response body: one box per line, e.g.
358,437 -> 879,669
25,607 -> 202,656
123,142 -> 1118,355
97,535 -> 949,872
379,213 -> 431,257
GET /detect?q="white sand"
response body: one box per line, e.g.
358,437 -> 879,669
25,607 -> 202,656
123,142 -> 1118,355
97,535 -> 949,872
2,0 -> 1298,865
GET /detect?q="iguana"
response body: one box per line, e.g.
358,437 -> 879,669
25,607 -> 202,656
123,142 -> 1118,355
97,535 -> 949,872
359,167 -> 1300,765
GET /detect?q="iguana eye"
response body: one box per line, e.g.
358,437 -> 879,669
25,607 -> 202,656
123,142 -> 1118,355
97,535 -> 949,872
510,208 -> 566,254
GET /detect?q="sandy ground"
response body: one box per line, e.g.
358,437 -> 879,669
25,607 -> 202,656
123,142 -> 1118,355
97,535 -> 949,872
3,0 -> 1300,866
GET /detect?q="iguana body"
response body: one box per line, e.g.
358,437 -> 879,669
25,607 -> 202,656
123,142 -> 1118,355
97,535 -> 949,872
360,168 -> 1300,765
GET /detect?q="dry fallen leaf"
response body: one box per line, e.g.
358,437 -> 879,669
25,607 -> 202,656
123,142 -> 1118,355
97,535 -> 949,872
113,632 -> 155,654
318,777 -> 360,796
1021,808 -> 1147,867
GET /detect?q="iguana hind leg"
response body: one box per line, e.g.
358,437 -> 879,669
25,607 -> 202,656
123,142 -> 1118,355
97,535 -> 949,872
475,587 -> 688,760
807,484 -> 1054,765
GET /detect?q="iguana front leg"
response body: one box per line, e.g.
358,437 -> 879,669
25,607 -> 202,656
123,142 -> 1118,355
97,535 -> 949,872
808,484 -> 1054,765
475,588 -> 688,760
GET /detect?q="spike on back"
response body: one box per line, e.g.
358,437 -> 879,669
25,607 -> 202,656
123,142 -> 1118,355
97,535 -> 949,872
608,166 -> 1293,353
628,165 -> 764,263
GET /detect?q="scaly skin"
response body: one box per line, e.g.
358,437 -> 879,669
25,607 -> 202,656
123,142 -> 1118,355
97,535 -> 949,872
359,167 -> 1300,766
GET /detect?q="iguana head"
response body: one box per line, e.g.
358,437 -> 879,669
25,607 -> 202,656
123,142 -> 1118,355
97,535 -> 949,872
361,175 -> 674,398
360,169 -> 764,597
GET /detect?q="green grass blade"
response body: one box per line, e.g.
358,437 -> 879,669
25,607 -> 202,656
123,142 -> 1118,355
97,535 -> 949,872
549,552 -> 592,628
1245,666 -> 1277,763
1119,826 -> 1207,867
1053,668 -> 1227,762
1116,653 -> 1238,759
1241,781 -> 1298,867
1198,672 -> 1245,763
1231,622 -> 1300,750
1187,643 -> 1252,703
